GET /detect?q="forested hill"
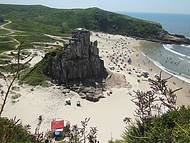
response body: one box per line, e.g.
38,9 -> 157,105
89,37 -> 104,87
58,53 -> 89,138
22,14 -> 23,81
0,4 -> 190,44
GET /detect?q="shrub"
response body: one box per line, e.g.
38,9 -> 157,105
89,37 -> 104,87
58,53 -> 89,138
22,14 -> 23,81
0,117 -> 36,143
122,106 -> 190,143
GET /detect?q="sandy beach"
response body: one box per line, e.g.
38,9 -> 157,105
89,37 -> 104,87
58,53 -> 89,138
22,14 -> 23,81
1,32 -> 190,142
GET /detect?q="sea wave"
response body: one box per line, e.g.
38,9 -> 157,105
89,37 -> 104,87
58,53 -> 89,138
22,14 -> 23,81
182,36 -> 190,47
181,44 -> 190,48
141,52 -> 190,84
178,57 -> 185,61
163,44 -> 190,59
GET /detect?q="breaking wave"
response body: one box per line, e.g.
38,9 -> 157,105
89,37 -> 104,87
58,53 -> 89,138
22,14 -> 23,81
163,44 -> 190,59
141,52 -> 190,84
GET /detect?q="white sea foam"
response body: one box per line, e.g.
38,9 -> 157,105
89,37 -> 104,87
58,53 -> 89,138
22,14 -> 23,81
163,44 -> 190,59
178,57 -> 185,61
181,44 -> 190,48
141,52 -> 190,84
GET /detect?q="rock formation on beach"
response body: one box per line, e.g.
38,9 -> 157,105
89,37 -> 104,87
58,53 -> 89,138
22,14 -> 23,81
43,28 -> 108,85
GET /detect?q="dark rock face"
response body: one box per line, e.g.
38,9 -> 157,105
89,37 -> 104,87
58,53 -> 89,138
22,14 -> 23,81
43,29 -> 108,85
162,34 -> 190,45
144,32 -> 190,45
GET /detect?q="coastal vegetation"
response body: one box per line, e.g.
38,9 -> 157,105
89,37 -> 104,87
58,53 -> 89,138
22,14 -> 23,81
0,63 -> 29,73
20,59 -> 49,86
0,117 -> 36,143
0,4 -> 163,39
19,47 -> 64,86
0,29 -> 9,35
0,41 -> 16,53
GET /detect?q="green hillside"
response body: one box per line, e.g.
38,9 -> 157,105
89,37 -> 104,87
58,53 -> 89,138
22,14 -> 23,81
0,4 -> 164,38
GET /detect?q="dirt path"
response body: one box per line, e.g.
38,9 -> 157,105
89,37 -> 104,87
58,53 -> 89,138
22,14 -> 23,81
0,20 -> 21,48
45,33 -> 71,42
0,20 -> 22,35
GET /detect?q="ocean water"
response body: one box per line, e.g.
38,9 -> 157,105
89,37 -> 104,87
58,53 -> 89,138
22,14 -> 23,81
124,12 -> 190,83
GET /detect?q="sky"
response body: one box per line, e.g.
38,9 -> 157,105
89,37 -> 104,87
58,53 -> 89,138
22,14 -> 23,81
0,0 -> 190,14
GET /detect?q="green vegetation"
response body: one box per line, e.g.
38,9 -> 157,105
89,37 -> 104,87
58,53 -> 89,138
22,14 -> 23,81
0,15 -> 4,23
0,29 -> 9,35
0,16 -> 4,21
0,40 -> 17,53
20,59 -> 49,85
113,107 -> 190,143
0,63 -> 30,73
0,37 -> 17,54
0,117 -> 36,143
0,37 -> 12,42
0,4 -> 164,38
109,140 -> 125,143
14,32 -> 55,49
20,47 -> 64,86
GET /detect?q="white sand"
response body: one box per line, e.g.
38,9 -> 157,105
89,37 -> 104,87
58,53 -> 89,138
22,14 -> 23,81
1,32 -> 154,142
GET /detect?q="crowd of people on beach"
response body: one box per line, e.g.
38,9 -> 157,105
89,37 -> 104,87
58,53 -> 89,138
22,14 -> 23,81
94,33 -> 147,80
99,36 -> 135,72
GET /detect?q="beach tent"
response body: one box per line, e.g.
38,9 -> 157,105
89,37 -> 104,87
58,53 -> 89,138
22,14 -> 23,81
51,119 -> 65,137
51,119 -> 64,130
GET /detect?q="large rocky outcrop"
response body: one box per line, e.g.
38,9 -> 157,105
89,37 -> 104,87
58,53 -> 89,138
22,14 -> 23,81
43,29 -> 108,85
139,30 -> 190,45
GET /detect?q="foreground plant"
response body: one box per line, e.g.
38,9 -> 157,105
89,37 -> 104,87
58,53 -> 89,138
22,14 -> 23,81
0,117 -> 37,143
119,71 -> 190,143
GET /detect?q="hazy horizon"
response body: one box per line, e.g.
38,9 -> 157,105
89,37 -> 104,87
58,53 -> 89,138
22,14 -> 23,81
0,0 -> 190,14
